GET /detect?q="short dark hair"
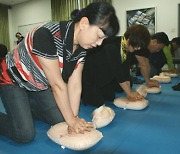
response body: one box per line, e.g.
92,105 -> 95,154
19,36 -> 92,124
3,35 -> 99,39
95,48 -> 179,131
0,44 -> 8,58
72,2 -> 120,37
171,37 -> 180,46
124,24 -> 150,50
151,32 -> 169,46
15,32 -> 22,37
71,9 -> 80,20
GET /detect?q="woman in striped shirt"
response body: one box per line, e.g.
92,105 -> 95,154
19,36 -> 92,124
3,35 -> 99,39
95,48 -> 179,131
0,2 -> 119,143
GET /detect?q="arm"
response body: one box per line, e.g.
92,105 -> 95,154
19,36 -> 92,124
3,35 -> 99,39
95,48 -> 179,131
37,57 -> 92,133
119,81 -> 143,101
37,57 -> 75,123
68,63 -> 83,117
136,55 -> 159,87
135,55 -> 150,83
119,81 -> 131,96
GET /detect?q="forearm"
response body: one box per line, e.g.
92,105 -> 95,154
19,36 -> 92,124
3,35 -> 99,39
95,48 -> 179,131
68,83 -> 81,117
67,63 -> 84,117
139,58 -> 159,87
51,83 -> 75,124
36,57 -> 92,133
119,81 -> 131,96
136,56 -> 150,83
52,83 -> 93,133
37,57 -> 75,124
119,81 -> 143,100
140,62 -> 150,83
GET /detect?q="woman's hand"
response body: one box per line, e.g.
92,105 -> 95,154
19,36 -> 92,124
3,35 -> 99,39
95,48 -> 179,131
127,91 -> 144,101
146,79 -> 159,88
67,117 -> 94,134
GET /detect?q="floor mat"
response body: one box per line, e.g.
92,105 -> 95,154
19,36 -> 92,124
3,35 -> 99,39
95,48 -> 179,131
0,76 -> 180,154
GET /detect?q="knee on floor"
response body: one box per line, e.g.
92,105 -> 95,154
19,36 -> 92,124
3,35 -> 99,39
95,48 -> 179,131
10,127 -> 36,143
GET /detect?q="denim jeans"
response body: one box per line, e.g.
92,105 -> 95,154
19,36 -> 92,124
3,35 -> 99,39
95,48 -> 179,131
0,84 -> 64,143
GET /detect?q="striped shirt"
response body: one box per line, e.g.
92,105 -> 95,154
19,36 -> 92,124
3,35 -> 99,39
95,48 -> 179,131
6,21 -> 86,91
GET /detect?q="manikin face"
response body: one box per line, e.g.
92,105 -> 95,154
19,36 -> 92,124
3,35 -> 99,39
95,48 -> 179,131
148,39 -> 165,53
75,17 -> 107,49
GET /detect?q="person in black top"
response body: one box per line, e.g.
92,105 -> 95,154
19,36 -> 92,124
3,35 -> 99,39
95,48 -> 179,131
132,32 -> 174,78
82,24 -> 150,106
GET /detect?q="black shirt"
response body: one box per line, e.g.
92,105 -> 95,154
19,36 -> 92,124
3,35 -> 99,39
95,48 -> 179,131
130,48 -> 150,65
83,36 -> 130,88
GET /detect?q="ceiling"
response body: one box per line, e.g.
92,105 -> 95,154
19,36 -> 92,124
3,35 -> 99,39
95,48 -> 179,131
0,0 -> 32,6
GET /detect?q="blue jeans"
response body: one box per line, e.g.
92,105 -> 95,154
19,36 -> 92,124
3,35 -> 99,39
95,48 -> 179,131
0,84 -> 64,143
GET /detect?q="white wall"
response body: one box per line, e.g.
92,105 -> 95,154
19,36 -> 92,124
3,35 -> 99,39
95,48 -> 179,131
112,0 -> 180,40
8,0 -> 180,50
8,0 -> 51,50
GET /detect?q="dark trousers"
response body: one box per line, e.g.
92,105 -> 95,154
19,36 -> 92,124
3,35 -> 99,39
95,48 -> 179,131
0,84 -> 64,143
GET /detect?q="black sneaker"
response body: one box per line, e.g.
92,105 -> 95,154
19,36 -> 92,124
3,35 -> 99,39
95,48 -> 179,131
172,83 -> 180,91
